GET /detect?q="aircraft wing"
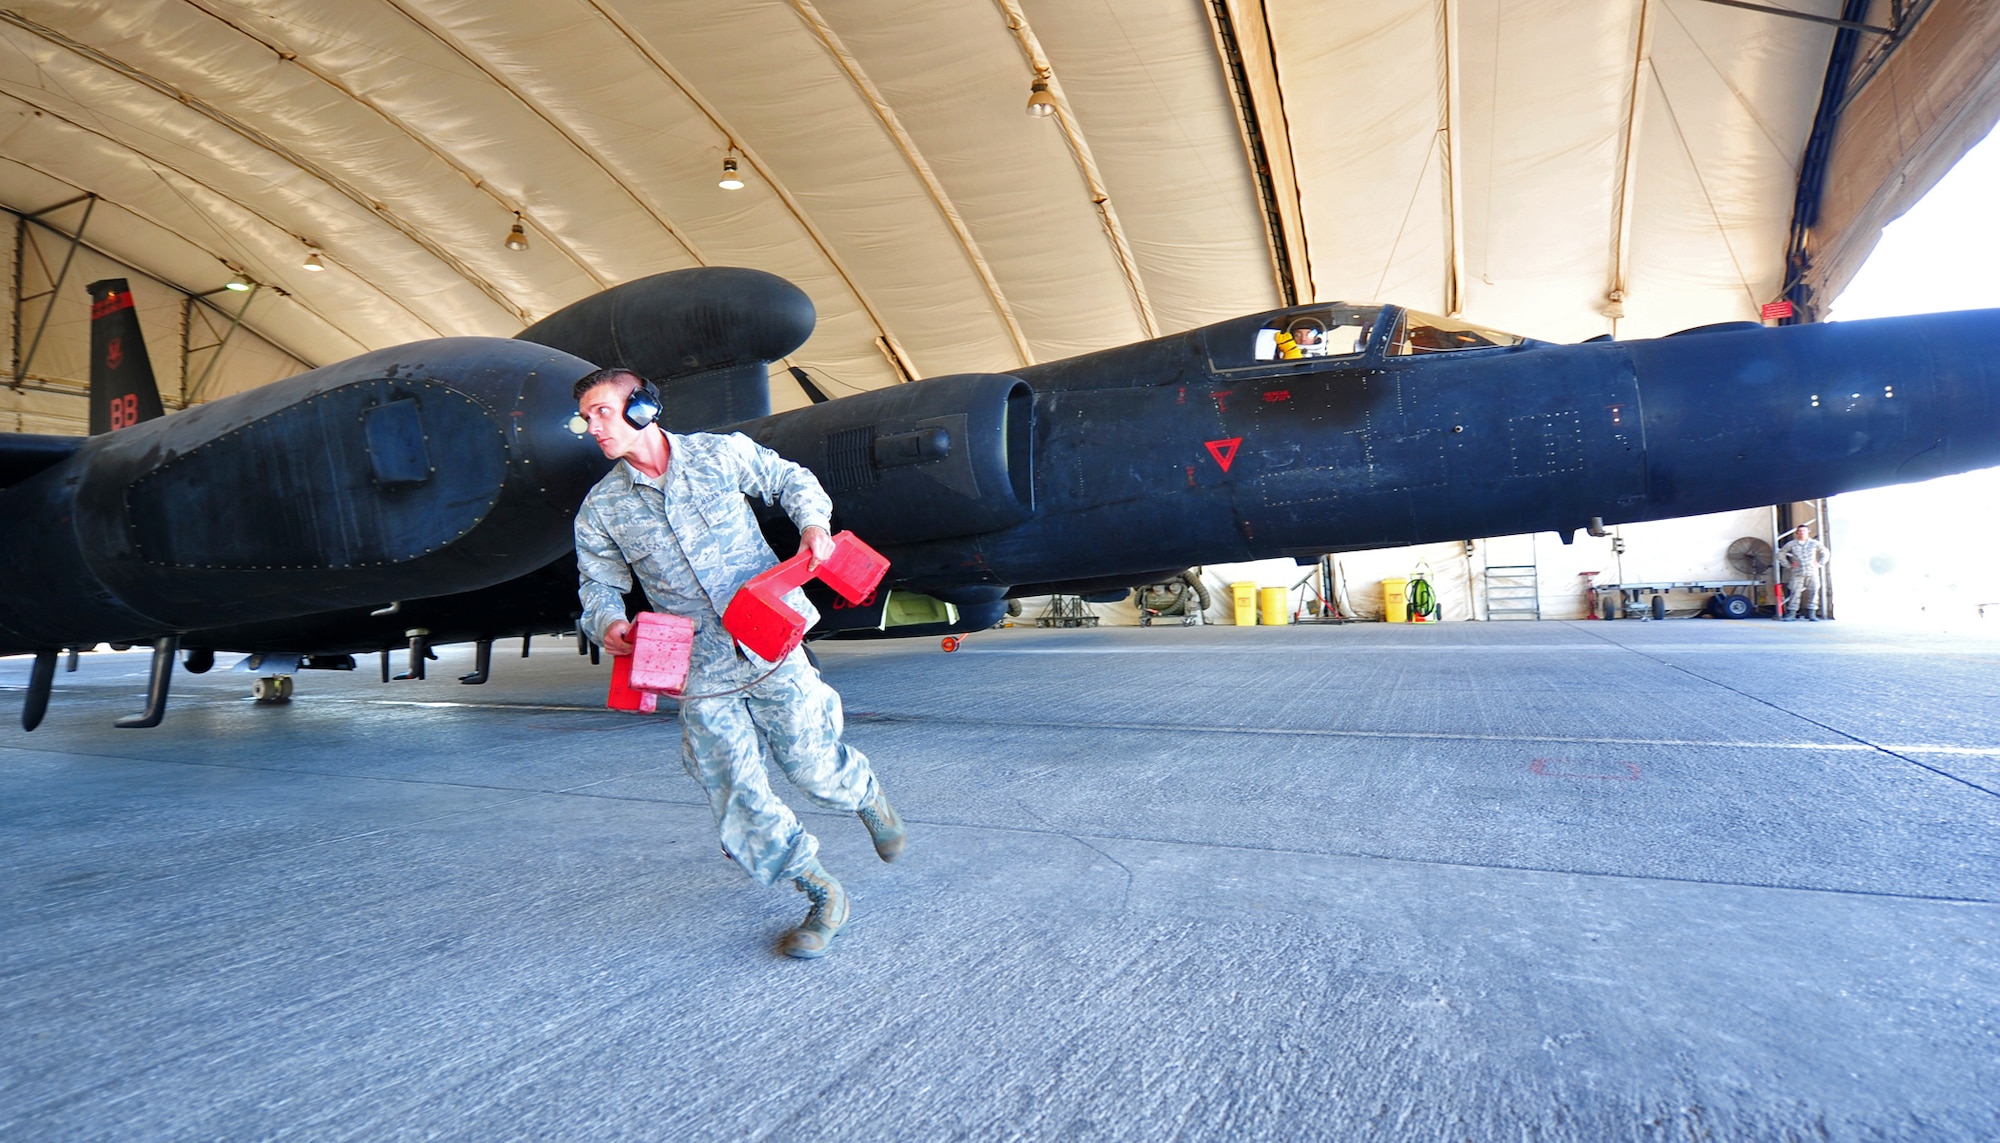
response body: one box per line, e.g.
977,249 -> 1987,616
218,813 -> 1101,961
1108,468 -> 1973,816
0,433 -> 83,491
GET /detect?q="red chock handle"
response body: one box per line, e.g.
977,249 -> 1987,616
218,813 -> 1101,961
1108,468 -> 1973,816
723,532 -> 891,662
815,532 -> 889,603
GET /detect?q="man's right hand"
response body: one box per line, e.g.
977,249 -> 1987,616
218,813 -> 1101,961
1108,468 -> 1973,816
601,619 -> 634,656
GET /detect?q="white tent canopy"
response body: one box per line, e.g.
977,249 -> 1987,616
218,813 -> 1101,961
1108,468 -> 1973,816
1,0 -> 1994,430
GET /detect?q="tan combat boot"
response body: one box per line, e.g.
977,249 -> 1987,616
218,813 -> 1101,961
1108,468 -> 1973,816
857,787 -> 906,862
779,859 -> 849,959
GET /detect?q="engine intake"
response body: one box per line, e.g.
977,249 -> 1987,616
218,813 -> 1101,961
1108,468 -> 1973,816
739,373 -> 1035,545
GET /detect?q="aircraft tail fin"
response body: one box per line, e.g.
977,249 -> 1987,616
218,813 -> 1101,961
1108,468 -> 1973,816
86,278 -> 166,435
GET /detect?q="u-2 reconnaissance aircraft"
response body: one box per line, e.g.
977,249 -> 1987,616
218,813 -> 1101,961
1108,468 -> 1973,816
3,267 -> 1998,729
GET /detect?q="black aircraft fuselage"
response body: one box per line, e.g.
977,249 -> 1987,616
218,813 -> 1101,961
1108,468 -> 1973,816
124,296 -> 2000,660
742,302 -> 2000,614
6,266 -> 2000,729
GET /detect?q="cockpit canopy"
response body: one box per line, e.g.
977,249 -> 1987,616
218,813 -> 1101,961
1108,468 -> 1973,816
1228,303 -> 1527,369
1388,309 -> 1527,355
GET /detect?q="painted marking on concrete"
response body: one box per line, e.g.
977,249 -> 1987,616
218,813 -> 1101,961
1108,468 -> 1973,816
834,710 -> 2000,756
1531,757 -> 1641,780
324,697 -> 639,715
962,642 -> 2000,657
16,690 -> 1992,759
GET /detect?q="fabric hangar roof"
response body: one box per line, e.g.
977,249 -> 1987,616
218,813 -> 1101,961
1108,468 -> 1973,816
1,0 -> 1994,411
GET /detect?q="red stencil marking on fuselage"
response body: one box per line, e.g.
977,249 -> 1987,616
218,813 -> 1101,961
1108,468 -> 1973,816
1205,438 -> 1242,472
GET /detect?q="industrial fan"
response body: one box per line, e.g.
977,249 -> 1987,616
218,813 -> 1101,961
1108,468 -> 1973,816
1726,536 -> 1775,577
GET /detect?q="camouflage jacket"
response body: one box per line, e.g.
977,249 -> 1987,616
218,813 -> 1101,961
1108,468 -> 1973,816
575,431 -> 832,680
1777,537 -> 1828,573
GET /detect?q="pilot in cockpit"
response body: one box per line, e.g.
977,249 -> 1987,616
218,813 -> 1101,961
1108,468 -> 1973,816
1272,318 -> 1328,359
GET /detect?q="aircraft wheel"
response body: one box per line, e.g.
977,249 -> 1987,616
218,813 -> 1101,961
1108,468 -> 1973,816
941,636 -> 961,653
183,648 -> 215,674
252,676 -> 293,704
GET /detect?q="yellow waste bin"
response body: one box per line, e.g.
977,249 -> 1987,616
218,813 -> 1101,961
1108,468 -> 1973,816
1259,585 -> 1290,625
1230,581 -> 1257,626
1382,577 -> 1408,623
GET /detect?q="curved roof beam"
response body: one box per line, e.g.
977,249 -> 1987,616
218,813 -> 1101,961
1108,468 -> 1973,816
374,0 -> 708,275
578,0 -> 920,377
0,10 -> 532,323
1205,0 -> 1311,306
1606,0 -> 1655,334
993,0 -> 1160,339
178,0 -> 613,292
0,92 -> 451,343
1439,0 -> 1465,318
786,0 -> 1034,368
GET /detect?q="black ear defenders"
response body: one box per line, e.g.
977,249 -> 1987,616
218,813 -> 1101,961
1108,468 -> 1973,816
622,377 -> 663,430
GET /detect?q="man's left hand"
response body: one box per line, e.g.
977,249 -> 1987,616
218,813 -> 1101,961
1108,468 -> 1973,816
799,525 -> 834,569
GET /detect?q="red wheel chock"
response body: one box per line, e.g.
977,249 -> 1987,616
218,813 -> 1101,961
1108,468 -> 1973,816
722,531 -> 889,663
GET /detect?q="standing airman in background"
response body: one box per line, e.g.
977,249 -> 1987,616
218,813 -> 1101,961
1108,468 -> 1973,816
1777,524 -> 1829,621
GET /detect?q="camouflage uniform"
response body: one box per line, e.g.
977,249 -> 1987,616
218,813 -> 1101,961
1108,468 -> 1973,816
575,431 -> 880,887
1777,534 -> 1828,618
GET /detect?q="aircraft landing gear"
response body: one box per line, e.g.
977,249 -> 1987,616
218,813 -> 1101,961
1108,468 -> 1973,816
941,636 -> 962,653
459,639 -> 493,685
22,650 -> 57,731
252,675 -> 293,703
115,636 -> 179,729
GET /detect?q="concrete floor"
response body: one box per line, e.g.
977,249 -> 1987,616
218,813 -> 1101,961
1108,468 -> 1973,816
2,618 -> 1997,1141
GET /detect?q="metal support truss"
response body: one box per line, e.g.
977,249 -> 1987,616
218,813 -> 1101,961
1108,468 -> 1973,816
13,193 -> 96,387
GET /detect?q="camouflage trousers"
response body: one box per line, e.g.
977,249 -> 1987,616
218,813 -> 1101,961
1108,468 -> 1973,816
1785,569 -> 1823,616
678,650 -> 879,887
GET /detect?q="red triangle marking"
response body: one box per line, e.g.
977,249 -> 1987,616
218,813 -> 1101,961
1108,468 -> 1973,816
1205,437 -> 1242,473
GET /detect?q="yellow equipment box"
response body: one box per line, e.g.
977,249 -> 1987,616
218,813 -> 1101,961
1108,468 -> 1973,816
1230,581 -> 1257,626
1382,577 -> 1408,623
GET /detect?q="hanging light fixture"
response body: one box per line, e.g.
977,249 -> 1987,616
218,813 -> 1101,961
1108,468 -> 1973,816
504,212 -> 529,251
224,272 -> 252,292
301,248 -> 325,272
718,151 -> 745,190
1026,75 -> 1057,118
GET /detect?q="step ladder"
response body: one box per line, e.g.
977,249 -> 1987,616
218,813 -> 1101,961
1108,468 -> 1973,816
1483,564 -> 1541,620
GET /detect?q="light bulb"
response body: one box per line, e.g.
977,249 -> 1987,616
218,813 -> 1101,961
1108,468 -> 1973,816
1026,79 -> 1057,118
